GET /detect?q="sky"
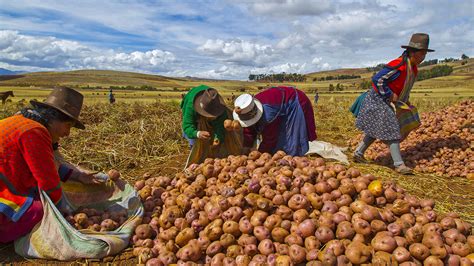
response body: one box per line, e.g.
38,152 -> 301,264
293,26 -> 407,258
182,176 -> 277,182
0,0 -> 473,80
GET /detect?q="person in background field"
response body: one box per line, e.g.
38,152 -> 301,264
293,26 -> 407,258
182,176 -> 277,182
314,91 -> 319,105
109,88 -> 115,104
180,85 -> 227,148
0,87 -> 104,243
353,33 -> 434,175
233,86 -> 317,156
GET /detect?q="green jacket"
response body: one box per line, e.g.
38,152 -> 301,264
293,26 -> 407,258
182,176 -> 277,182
180,85 -> 227,142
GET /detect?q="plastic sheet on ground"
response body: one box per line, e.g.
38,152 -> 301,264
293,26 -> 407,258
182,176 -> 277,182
305,140 -> 349,165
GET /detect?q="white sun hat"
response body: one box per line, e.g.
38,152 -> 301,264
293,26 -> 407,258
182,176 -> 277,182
233,94 -> 263,127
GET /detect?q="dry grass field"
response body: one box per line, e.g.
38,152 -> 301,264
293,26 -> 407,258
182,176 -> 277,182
0,59 -> 472,264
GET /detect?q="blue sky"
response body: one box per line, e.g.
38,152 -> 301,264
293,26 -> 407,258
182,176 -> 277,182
0,0 -> 473,80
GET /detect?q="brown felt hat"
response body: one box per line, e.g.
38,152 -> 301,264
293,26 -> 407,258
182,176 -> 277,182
193,88 -> 226,118
401,33 -> 434,52
30,87 -> 85,129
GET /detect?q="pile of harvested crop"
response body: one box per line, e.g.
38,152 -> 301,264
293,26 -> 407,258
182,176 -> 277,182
64,208 -> 129,232
130,151 -> 473,265
348,100 -> 474,178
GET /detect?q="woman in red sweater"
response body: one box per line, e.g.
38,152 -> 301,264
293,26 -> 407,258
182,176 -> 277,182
354,33 -> 434,174
0,87 -> 100,243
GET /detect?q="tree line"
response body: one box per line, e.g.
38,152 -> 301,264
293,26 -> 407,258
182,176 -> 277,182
248,73 -> 306,82
313,74 -> 361,81
417,65 -> 453,81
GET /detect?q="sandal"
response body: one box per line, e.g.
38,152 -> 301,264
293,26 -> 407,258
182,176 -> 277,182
395,164 -> 413,175
353,153 -> 368,164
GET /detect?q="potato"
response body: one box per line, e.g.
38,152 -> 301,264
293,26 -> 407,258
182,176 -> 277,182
288,244 -> 306,264
298,219 -> 316,238
336,221 -> 355,240
371,231 -> 397,253
176,243 -> 201,261
345,241 -> 372,264
231,120 -> 241,131
74,213 -> 88,226
135,224 -> 154,240
353,218 -> 371,236
315,226 -> 335,244
393,246 -> 411,263
271,227 -> 289,243
175,228 -> 195,247
220,233 -> 236,249
409,243 -> 430,261
107,169 -> 121,181
423,255 -> 444,266
257,239 -> 275,256
227,244 -> 244,258
224,119 -> 233,131
100,218 -> 118,231
451,242 -> 471,257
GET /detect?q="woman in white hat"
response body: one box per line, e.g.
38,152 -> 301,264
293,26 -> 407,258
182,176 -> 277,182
0,87 -> 103,242
233,86 -> 317,156
353,33 -> 434,175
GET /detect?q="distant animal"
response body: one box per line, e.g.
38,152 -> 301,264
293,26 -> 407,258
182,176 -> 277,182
0,91 -> 14,104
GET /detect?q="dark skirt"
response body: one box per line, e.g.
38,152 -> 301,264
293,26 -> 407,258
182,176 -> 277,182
355,90 -> 401,140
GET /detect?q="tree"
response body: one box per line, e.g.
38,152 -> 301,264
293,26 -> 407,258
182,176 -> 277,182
461,54 -> 469,60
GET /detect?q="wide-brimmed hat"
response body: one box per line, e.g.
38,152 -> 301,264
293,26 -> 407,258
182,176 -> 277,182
401,33 -> 434,52
193,88 -> 226,118
30,87 -> 85,129
233,94 -> 263,127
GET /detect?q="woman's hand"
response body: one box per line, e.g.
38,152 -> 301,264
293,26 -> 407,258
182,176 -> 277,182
390,93 -> 399,103
197,131 -> 211,140
76,171 -> 105,184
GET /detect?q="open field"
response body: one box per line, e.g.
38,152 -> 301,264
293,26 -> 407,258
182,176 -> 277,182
0,60 -> 473,264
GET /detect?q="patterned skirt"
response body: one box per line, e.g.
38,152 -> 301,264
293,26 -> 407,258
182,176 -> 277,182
355,89 -> 401,140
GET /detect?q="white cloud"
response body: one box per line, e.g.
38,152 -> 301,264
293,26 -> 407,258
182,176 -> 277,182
0,30 -> 176,72
197,39 -> 276,67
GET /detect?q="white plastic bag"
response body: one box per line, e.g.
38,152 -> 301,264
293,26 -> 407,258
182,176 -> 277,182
305,140 -> 349,165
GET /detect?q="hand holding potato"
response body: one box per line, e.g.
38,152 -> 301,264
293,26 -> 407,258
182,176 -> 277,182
197,130 -> 211,140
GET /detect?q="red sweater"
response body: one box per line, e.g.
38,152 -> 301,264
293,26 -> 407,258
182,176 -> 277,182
372,57 -> 418,98
0,115 -> 62,222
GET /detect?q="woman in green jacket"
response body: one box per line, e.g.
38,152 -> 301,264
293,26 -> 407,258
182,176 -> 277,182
182,85 -> 243,166
180,85 -> 227,147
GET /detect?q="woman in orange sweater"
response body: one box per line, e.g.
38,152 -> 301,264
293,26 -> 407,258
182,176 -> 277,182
0,87 -> 100,243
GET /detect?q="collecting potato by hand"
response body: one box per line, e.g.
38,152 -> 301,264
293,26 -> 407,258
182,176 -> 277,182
107,169 -> 121,182
224,119 -> 233,131
231,120 -> 241,131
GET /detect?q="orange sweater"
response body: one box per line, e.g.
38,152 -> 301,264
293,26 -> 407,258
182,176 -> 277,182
0,115 -> 62,222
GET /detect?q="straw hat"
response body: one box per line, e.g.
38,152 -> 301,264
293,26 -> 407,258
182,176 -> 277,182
233,94 -> 263,127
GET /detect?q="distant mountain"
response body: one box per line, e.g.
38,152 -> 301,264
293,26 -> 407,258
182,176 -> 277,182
0,68 -> 26,75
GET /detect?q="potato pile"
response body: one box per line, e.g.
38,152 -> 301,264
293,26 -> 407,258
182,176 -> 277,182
65,208 -> 128,231
348,100 -> 474,178
131,151 -> 473,265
